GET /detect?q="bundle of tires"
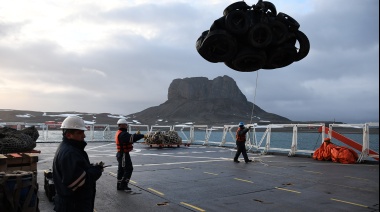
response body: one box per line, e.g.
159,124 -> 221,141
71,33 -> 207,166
145,131 -> 182,145
196,0 -> 310,72
0,126 -> 38,154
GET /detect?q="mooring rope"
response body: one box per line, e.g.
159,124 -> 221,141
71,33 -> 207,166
250,71 -> 259,124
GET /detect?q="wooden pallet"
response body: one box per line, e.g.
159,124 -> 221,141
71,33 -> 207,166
0,153 -> 39,173
145,143 -> 187,148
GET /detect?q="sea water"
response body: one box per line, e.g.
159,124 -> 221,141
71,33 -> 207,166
37,130 -> 379,154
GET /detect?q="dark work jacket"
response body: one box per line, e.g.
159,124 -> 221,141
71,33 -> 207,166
116,128 -> 145,153
236,127 -> 250,142
52,137 -> 102,212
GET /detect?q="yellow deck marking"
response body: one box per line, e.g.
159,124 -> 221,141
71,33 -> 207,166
204,172 -> 218,175
331,198 -> 368,208
180,202 -> 206,212
108,172 -> 137,184
275,187 -> 301,194
234,178 -> 253,183
254,171 -> 278,176
147,188 -> 164,196
134,159 -> 230,167
304,170 -> 323,174
344,176 -> 369,181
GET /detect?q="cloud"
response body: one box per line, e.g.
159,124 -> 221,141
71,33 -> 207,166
0,0 -> 378,124
81,68 -> 107,77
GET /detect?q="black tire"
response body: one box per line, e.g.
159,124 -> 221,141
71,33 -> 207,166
210,16 -> 226,31
276,12 -> 300,32
263,45 -> 297,69
282,32 -> 297,46
226,48 -> 266,72
201,30 -> 238,63
248,23 -> 273,48
196,30 -> 217,63
263,1 -> 277,17
270,20 -> 288,45
224,59 -> 238,71
294,30 -> 310,61
223,1 -> 251,16
195,30 -> 209,51
225,10 -> 250,35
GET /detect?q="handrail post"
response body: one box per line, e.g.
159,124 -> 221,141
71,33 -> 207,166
220,126 -> 228,146
358,123 -> 370,163
190,126 -> 194,144
264,125 -> 271,154
204,128 -> 210,146
289,124 -> 298,156
321,124 -> 326,143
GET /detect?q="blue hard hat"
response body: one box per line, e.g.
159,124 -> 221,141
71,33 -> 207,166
239,122 -> 244,126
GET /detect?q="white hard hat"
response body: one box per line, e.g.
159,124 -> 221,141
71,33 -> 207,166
117,118 -> 128,125
61,116 -> 87,130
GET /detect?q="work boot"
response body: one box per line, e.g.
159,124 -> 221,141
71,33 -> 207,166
120,181 -> 132,191
117,181 -> 123,190
245,159 -> 253,163
233,159 -> 240,163
123,186 -> 132,191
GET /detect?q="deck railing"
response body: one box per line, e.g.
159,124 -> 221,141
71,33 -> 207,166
1,122 -> 378,162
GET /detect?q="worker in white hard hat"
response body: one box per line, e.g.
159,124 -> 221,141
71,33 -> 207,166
52,116 -> 104,212
115,118 -> 146,191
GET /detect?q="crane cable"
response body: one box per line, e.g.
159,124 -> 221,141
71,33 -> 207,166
249,71 -> 259,125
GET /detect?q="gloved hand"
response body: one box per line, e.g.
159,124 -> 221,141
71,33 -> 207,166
136,130 -> 141,135
95,161 -> 105,172
144,134 -> 148,139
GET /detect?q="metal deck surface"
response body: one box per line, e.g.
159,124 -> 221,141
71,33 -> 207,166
35,142 -> 379,212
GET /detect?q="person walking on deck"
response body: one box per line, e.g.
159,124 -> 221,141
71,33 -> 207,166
234,122 -> 253,163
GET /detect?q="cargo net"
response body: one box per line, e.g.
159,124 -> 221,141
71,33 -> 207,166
145,131 -> 182,145
0,126 -> 39,154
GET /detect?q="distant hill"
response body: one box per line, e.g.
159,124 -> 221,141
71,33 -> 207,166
0,109 -> 123,125
0,75 -> 293,126
130,75 -> 291,125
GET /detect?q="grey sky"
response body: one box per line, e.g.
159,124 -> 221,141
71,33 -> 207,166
0,0 -> 378,124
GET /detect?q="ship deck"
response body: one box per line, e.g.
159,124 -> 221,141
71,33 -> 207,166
36,142 -> 379,212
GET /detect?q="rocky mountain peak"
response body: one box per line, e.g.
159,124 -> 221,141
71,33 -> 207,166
168,75 -> 247,102
131,75 -> 290,125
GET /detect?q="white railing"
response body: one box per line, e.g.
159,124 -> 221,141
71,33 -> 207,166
328,123 -> 379,163
1,122 -> 378,162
